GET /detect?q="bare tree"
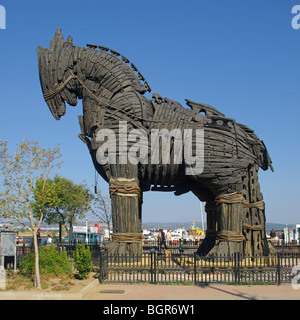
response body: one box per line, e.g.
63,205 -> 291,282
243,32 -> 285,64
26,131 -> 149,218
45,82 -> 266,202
0,140 -> 62,288
90,188 -> 112,239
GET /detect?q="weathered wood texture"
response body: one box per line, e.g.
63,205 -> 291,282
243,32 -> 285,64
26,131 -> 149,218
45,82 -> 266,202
241,164 -> 276,256
38,29 -> 274,256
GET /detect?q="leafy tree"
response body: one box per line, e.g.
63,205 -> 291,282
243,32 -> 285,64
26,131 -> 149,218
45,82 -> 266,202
0,140 -> 62,288
34,175 -> 92,243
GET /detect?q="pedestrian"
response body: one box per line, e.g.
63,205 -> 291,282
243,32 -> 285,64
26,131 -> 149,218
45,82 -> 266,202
46,234 -> 52,245
279,230 -> 284,239
160,229 -> 167,250
270,229 -> 276,238
280,230 -> 285,246
166,230 -> 172,245
157,229 -> 161,250
37,228 -> 42,246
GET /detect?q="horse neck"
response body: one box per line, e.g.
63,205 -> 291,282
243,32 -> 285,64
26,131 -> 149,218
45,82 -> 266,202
76,47 -> 153,134
77,47 -> 147,96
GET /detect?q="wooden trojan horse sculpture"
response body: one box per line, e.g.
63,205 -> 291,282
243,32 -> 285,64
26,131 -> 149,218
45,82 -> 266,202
38,29 -> 274,256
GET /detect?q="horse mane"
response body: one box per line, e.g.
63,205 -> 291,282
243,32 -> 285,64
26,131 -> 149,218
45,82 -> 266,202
38,29 -> 274,176
84,43 -> 151,95
38,28 -> 151,109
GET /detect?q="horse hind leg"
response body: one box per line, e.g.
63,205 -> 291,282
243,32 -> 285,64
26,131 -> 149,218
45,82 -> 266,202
195,164 -> 274,257
197,193 -> 245,257
241,164 -> 275,256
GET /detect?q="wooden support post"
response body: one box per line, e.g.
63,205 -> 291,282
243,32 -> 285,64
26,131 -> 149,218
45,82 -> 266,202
241,164 -> 275,256
198,193 -> 245,256
105,175 -> 143,255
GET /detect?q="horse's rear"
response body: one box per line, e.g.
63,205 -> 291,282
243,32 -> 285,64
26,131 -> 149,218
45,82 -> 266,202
37,29 -> 274,256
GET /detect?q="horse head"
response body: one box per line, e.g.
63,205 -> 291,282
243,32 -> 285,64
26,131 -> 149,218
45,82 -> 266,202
37,28 -> 81,120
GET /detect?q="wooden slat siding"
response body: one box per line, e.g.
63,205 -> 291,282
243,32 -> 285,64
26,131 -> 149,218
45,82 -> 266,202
38,29 -> 274,256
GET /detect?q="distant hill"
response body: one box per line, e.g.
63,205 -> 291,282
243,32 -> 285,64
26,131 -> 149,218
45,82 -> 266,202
266,223 -> 296,231
3,219 -> 298,233
142,221 -> 297,232
142,221 -> 205,230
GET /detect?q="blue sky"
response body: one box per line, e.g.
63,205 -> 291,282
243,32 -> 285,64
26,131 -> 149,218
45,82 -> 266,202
0,0 -> 299,224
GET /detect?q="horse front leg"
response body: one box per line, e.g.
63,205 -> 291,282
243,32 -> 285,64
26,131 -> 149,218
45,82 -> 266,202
105,165 -> 143,255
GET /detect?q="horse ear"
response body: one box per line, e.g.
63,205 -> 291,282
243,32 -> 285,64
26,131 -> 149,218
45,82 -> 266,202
66,35 -> 73,46
57,35 -> 74,81
49,28 -> 65,54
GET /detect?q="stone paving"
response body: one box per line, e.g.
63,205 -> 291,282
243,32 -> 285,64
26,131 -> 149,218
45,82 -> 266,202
1,281 -> 300,300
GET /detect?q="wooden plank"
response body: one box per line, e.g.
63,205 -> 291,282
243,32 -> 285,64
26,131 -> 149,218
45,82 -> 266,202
38,30 -> 273,257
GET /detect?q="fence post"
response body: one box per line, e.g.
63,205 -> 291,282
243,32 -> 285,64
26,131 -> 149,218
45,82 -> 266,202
99,248 -> 103,284
99,248 -> 108,284
150,252 -> 152,284
150,251 -> 156,284
154,251 -> 157,284
234,252 -> 236,283
234,252 -> 240,284
277,251 -> 281,285
194,252 -> 197,286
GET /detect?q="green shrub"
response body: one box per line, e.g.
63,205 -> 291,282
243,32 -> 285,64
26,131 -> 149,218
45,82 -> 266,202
73,244 -> 92,279
19,245 -> 72,277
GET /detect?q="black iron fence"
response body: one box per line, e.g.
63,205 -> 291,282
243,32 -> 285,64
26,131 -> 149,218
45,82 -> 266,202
143,239 -> 200,250
13,243 -> 300,286
98,250 -> 300,286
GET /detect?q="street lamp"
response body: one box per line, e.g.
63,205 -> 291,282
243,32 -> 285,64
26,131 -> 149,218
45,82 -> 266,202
85,217 -> 88,243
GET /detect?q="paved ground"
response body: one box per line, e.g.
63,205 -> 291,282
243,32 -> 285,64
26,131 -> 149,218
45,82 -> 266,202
1,281 -> 300,300
84,282 -> 300,300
